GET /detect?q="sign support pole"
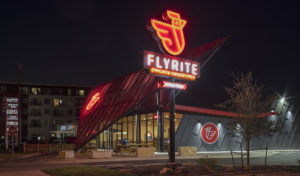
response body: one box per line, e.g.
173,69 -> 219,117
17,64 -> 22,146
169,79 -> 176,163
11,135 -> 14,157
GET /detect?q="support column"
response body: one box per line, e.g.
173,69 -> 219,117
96,135 -> 100,149
135,113 -> 138,144
110,126 -> 113,150
145,114 -> 148,144
121,119 -> 123,140
127,117 -> 129,140
156,90 -> 160,151
160,112 -> 164,152
138,114 -> 141,144
169,79 -> 176,162
153,113 -> 155,147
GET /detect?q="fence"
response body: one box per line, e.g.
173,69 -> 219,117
23,143 -> 74,152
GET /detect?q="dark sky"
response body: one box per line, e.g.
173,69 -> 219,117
0,1 -> 299,108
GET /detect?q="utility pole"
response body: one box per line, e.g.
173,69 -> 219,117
17,64 -> 22,146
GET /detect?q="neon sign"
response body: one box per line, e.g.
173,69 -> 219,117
151,10 -> 186,56
158,81 -> 187,90
144,50 -> 200,81
86,92 -> 100,111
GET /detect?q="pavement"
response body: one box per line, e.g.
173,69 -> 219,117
0,150 -> 299,176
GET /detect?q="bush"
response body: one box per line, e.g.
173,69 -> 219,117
197,157 -> 217,172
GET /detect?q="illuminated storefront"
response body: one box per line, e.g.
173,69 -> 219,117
75,10 -> 300,153
96,112 -> 183,151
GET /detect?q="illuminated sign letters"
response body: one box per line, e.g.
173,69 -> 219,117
144,50 -> 200,81
151,10 -> 186,55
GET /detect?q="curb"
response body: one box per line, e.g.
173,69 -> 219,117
14,153 -> 42,160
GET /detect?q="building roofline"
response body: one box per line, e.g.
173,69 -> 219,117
172,104 -> 278,118
0,81 -> 95,88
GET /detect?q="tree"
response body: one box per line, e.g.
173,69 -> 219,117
218,72 -> 277,167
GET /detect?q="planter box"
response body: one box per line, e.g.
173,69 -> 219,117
136,147 -> 155,157
89,150 -> 112,159
178,146 -> 197,156
58,150 -> 74,159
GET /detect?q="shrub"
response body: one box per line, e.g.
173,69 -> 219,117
197,157 -> 217,172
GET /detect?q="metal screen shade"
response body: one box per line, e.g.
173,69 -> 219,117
75,69 -> 168,150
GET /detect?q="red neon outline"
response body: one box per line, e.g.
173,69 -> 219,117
151,10 -> 186,55
86,92 -> 100,111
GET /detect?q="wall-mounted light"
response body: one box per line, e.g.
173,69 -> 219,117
280,97 -> 285,103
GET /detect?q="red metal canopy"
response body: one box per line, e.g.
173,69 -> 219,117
75,69 -> 169,150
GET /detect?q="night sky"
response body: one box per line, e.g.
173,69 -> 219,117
0,1 -> 299,108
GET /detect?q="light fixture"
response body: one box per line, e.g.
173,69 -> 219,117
280,97 -> 285,103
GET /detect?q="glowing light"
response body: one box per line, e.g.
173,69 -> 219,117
144,50 -> 200,81
158,81 -> 187,90
151,10 -> 186,55
280,97 -> 285,103
150,67 -> 196,80
86,92 -> 100,111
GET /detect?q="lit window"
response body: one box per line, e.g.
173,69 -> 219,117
53,99 -> 63,107
31,87 -> 41,95
79,90 -> 85,96
67,89 -> 72,96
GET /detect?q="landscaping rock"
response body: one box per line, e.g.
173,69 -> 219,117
159,167 -> 174,175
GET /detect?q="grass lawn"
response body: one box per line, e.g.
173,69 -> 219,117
0,151 -> 35,160
43,166 -> 134,176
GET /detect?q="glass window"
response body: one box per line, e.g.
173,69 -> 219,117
30,98 -> 42,105
54,88 -> 63,95
53,98 -> 63,107
127,116 -> 134,143
44,109 -> 51,115
0,86 -> 7,94
75,108 -> 81,116
22,98 -> 28,104
30,120 -> 42,127
175,113 -> 183,132
67,89 -> 72,96
31,87 -> 41,95
67,109 -> 73,116
21,87 -> 29,94
53,109 -> 64,116
79,89 -> 85,96
30,109 -> 42,116
44,99 -> 50,104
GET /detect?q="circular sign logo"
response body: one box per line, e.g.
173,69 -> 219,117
200,123 -> 219,144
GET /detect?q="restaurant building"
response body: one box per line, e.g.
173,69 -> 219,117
75,69 -> 300,152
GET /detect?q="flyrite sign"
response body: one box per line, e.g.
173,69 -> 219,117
145,10 -> 200,81
144,50 -> 199,81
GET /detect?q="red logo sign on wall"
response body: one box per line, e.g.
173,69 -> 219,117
151,10 -> 187,56
200,123 -> 219,144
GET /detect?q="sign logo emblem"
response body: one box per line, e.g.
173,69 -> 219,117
86,92 -> 100,111
200,123 -> 219,144
151,10 -> 187,56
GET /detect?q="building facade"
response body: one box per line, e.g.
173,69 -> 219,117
0,82 -> 93,143
75,70 -> 300,152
